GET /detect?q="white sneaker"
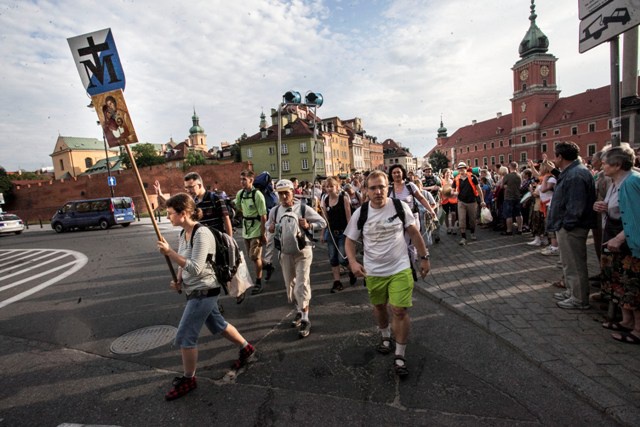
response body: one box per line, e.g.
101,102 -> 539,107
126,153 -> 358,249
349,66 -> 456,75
527,237 -> 542,246
470,234 -> 477,241
541,246 -> 559,256
556,297 -> 590,310
458,238 -> 466,246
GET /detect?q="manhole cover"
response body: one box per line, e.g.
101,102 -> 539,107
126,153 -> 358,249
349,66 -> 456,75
110,325 -> 177,355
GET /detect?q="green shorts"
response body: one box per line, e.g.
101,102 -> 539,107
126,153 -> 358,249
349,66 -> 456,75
365,268 -> 414,308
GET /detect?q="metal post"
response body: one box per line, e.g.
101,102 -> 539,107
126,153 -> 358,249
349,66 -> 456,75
610,36 -> 621,147
312,104 -> 317,183
277,103 -> 283,180
102,132 -> 115,198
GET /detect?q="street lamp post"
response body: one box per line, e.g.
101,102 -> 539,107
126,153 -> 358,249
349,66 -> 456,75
277,90 -> 323,182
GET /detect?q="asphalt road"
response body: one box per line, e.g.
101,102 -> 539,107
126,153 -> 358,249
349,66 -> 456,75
0,222 -> 620,426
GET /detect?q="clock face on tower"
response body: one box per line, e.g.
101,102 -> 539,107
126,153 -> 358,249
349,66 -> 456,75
540,65 -> 549,77
519,69 -> 529,81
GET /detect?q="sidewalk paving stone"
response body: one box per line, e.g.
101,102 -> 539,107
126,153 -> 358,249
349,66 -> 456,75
419,225 -> 640,426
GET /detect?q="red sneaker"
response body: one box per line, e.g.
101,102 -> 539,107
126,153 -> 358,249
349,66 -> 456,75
232,343 -> 256,370
165,376 -> 197,401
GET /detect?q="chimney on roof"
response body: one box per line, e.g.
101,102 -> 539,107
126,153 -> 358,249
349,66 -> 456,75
472,120 -> 477,125
496,112 -> 502,118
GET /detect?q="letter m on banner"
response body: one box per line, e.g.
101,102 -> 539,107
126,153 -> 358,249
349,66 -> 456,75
68,28 -> 125,96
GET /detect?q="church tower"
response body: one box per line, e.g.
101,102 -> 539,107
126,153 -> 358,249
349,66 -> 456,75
510,0 -> 560,152
188,109 -> 208,151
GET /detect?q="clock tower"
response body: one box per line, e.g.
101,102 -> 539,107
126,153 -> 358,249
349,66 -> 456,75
511,0 -> 560,147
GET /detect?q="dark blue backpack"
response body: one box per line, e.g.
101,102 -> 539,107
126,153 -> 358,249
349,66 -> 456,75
253,171 -> 278,212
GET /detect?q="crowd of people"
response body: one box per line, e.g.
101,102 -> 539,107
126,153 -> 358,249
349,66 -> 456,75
152,140 -> 640,400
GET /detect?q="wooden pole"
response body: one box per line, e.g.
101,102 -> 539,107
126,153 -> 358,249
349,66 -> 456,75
124,144 -> 178,282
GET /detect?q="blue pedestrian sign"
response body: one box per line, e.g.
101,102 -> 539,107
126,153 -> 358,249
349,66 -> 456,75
68,28 -> 125,96
108,176 -> 116,187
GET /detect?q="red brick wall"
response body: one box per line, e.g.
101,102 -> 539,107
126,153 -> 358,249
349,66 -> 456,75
8,162 -> 252,224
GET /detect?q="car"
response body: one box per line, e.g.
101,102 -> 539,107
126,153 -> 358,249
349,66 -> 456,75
50,197 -> 136,233
0,213 -> 25,235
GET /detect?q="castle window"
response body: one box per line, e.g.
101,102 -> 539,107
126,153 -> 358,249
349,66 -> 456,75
543,79 -> 547,87
491,156 -> 496,165
483,143 -> 487,150
281,143 -> 288,154
522,119 -> 527,126
268,146 -> 275,155
282,160 -> 290,171
499,140 -> 503,147
499,155 -> 504,164
85,158 -> 93,168
300,142 -> 308,153
474,158 -> 479,167
522,83 -> 527,91
483,156 -> 488,165
474,145 -> 477,151
520,152 -> 527,162
466,146 -> 470,153
542,131 -> 547,137
588,144 -> 597,157
59,159 -> 64,171
246,148 -> 253,158
301,158 -> 309,170
541,143 -> 547,153
508,139 -> 512,146
589,122 -> 596,132
508,154 -> 513,162
571,126 -> 578,135
491,142 -> 495,149
270,163 -> 276,172
521,136 -> 526,143
554,129 -> 560,135
544,102 -> 550,108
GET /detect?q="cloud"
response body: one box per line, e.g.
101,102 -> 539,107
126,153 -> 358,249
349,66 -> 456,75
0,0 -> 613,171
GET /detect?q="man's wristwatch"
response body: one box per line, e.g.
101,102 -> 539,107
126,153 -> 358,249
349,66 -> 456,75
420,254 -> 430,260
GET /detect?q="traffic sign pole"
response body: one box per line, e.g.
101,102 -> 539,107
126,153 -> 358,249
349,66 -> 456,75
610,36 -> 621,147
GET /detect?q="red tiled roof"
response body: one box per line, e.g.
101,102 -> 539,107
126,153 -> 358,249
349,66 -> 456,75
541,84 -> 610,126
438,114 -> 514,152
242,118 -> 314,144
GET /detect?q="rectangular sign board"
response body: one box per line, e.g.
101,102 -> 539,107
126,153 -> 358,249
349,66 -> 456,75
579,0 -> 640,53
68,28 -> 125,96
579,0 -> 613,19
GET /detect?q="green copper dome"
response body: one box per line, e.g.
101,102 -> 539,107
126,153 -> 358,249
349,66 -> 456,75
437,117 -> 447,138
519,0 -> 548,58
189,109 -> 205,135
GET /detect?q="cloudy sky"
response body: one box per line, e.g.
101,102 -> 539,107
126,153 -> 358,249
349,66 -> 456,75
0,0 -> 617,172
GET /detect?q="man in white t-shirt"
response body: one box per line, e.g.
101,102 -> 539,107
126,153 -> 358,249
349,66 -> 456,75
345,170 -> 430,378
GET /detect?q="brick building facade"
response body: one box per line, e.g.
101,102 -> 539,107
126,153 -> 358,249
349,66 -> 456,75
427,2 -> 639,169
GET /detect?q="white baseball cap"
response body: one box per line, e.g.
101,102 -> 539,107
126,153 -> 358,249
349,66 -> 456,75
275,179 -> 294,192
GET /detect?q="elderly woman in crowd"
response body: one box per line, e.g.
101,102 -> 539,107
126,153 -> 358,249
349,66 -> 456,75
595,145 -> 640,344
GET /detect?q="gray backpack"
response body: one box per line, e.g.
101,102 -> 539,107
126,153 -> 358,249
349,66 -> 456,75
274,205 -> 308,255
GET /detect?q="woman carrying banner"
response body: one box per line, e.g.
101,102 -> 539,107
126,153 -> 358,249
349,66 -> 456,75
157,193 -> 255,400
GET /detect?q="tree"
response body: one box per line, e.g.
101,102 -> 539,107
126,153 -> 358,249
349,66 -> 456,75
230,143 -> 241,162
0,167 -> 14,206
120,143 -> 165,168
183,151 -> 206,169
429,150 -> 449,172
